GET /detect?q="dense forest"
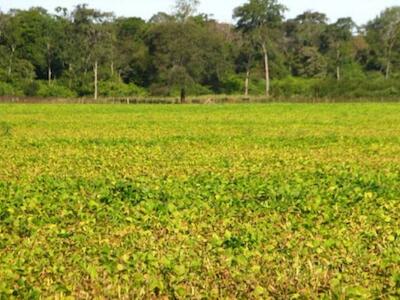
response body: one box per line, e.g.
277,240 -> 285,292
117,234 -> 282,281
0,0 -> 400,99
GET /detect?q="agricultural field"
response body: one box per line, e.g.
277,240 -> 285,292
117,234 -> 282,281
0,103 -> 399,299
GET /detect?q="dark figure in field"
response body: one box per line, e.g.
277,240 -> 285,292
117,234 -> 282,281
180,88 -> 186,103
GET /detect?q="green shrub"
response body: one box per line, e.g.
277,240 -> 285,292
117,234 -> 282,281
149,83 -> 170,96
23,81 -> 41,97
272,77 -> 320,98
270,75 -> 400,99
248,78 -> 266,96
220,74 -> 244,95
315,77 -> 400,98
341,63 -> 367,80
169,83 -> 212,97
0,82 -> 23,96
37,82 -> 77,98
99,81 -> 147,97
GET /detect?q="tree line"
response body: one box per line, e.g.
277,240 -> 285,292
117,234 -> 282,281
0,0 -> 400,100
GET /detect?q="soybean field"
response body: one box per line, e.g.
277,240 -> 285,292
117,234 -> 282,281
0,104 -> 399,299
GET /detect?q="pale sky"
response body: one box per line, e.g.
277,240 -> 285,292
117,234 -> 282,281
1,0 -> 399,25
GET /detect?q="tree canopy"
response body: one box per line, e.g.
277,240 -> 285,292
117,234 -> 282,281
0,1 -> 400,99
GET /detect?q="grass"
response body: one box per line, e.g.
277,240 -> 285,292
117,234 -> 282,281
0,103 -> 399,299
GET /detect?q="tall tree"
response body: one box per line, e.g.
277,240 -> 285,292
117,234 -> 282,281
285,11 -> 328,77
235,31 -> 258,96
69,5 -> 114,98
234,0 -> 286,97
114,17 -> 150,86
146,14 -> 230,99
366,7 -> 400,79
286,11 -> 328,48
2,11 -> 22,78
322,18 -> 356,80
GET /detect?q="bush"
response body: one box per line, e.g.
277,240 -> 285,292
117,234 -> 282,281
219,75 -> 278,96
272,77 -> 320,98
37,82 -> 77,98
149,84 -> 170,96
99,81 -> 147,97
270,75 -> 400,99
23,81 -> 41,97
317,76 -> 387,98
341,63 -> 367,80
220,74 -> 244,95
150,83 -> 212,97
170,83 -> 212,97
248,78 -> 266,96
0,82 -> 23,96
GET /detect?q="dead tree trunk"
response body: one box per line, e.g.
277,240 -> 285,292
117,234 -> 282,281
385,49 -> 391,79
261,43 -> 270,97
68,64 -> 73,89
8,45 -> 15,77
336,50 -> 341,81
48,66 -> 52,85
245,70 -> 250,97
47,43 -> 52,85
385,35 -> 397,79
94,60 -> 98,100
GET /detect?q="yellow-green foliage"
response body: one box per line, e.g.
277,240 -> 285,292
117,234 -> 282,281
0,104 -> 399,299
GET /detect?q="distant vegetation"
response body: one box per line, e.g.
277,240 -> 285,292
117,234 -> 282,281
0,0 -> 400,100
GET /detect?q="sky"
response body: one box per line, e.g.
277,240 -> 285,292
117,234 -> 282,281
1,0 -> 399,25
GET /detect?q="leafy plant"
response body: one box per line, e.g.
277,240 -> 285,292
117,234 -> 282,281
0,121 -> 12,136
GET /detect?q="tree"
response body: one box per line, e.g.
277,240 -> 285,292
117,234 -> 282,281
39,12 -> 68,85
114,17 -> 150,86
284,11 -> 328,77
292,46 -> 327,78
366,7 -> 400,79
174,0 -> 200,22
146,14 -> 230,99
69,5 -> 114,98
8,9 -> 56,80
146,19 -> 202,99
2,2 -> 400,99
2,11 -> 22,78
149,12 -> 175,24
287,11 -> 328,48
322,18 -> 356,80
234,0 -> 286,97
235,31 -> 258,96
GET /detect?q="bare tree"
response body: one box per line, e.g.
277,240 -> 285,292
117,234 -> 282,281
174,0 -> 200,22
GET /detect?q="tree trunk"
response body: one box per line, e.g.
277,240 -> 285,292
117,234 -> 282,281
47,43 -> 52,85
68,64 -> 73,89
261,43 -> 270,97
386,46 -> 392,80
180,87 -> 186,104
336,66 -> 340,81
244,70 -> 250,97
48,66 -> 52,85
94,60 -> 98,100
8,57 -> 12,77
336,49 -> 341,81
8,45 -> 15,77
385,52 -> 390,79
386,59 -> 391,80
111,61 -> 114,77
